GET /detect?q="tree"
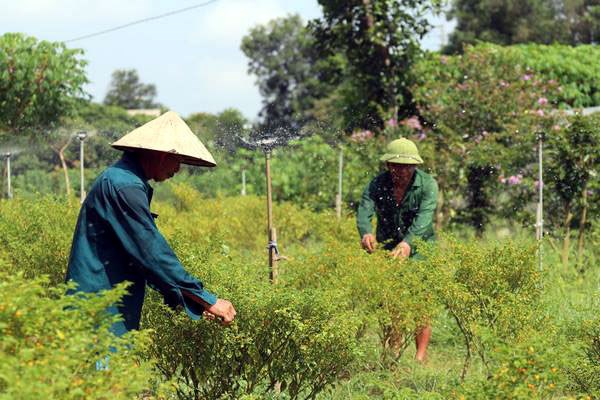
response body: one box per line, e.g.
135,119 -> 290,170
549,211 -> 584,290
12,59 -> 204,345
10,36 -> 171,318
0,33 -> 88,136
310,0 -> 442,132
241,15 -> 342,136
545,115 -> 599,269
103,69 -> 159,109
445,0 -> 600,53
187,109 -> 250,154
412,45 -> 559,234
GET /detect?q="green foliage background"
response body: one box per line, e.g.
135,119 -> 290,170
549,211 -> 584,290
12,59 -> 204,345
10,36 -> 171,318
0,193 -> 599,399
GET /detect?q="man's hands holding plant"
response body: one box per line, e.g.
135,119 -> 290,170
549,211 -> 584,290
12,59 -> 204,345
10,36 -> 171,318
361,234 -> 411,259
390,241 -> 411,259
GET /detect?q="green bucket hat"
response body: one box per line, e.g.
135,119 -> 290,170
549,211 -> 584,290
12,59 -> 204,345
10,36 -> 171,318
380,138 -> 423,164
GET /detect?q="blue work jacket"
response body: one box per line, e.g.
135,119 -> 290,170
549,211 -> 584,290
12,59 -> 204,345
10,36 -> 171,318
65,152 -> 217,336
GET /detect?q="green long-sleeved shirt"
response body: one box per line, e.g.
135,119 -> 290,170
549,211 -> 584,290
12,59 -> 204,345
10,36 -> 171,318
65,152 -> 216,336
357,169 -> 438,256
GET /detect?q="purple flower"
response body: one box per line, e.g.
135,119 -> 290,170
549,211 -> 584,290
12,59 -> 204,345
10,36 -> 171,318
350,130 -> 374,143
400,116 -> 422,130
538,97 -> 548,106
507,174 -> 523,185
417,132 -> 427,141
523,74 -> 533,81
535,180 -> 544,189
535,109 -> 545,117
386,118 -> 398,128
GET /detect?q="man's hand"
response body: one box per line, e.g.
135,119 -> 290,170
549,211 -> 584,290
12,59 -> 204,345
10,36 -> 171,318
390,241 -> 411,259
204,299 -> 237,326
361,234 -> 377,253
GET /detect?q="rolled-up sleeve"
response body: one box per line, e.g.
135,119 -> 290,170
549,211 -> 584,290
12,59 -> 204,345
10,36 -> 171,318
107,184 -> 216,320
357,181 -> 376,238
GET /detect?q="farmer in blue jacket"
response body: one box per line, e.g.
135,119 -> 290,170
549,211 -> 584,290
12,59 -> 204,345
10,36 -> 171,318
66,111 -> 236,338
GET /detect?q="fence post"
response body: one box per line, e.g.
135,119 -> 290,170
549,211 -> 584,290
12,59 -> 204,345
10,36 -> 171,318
336,147 -> 343,219
536,132 -> 544,272
241,169 -> 247,196
5,153 -> 12,199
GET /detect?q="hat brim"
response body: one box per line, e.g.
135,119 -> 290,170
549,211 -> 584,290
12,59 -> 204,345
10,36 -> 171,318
113,145 -> 217,168
380,154 -> 423,164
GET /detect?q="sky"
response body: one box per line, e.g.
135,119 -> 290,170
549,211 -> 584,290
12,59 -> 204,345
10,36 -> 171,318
0,0 -> 454,120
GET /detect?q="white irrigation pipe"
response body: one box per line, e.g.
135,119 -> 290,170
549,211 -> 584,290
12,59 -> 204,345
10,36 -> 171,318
241,169 -> 246,196
336,147 -> 343,219
5,153 -> 12,199
536,133 -> 544,272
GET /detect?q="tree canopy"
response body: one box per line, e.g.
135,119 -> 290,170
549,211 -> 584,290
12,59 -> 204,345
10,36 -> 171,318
0,33 -> 88,136
310,0 -> 442,131
103,69 -> 159,110
445,0 -> 600,53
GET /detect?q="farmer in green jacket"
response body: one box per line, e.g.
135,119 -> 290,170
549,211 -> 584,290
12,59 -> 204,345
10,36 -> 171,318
66,111 -> 236,338
356,137 -> 438,362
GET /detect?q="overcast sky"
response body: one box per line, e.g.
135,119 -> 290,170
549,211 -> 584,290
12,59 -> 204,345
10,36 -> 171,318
1,0 -> 454,120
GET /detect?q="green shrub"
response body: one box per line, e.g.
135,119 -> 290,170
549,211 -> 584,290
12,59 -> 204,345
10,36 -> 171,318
0,270 -> 161,399
455,336 -> 565,399
421,237 -> 543,379
566,307 -> 600,397
0,196 -> 77,284
282,235 -> 442,363
142,251 -> 361,400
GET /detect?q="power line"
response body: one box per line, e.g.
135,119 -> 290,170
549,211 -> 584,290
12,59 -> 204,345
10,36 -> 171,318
64,0 -> 220,43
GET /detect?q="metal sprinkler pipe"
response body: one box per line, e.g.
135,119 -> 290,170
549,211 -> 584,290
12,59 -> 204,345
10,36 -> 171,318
241,169 -> 247,196
536,131 -> 545,273
336,146 -> 344,219
237,130 -> 300,283
264,150 -> 278,282
4,152 -> 12,199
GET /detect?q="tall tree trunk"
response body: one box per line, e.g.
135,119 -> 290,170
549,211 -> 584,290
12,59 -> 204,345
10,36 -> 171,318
362,0 -> 396,118
562,202 -> 573,269
467,165 -> 492,237
577,184 -> 589,268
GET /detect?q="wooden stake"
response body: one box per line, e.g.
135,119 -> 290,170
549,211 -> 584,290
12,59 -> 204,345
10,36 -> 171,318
265,151 -> 278,283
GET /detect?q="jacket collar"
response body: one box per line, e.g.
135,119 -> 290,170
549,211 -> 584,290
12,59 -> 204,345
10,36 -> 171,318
383,168 -> 422,190
115,152 -> 154,201
116,152 -> 148,182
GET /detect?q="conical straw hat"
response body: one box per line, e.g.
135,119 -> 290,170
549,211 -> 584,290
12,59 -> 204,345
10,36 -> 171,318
112,111 -> 216,167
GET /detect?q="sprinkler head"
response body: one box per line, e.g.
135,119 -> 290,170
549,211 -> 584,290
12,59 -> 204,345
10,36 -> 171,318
77,131 -> 87,141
